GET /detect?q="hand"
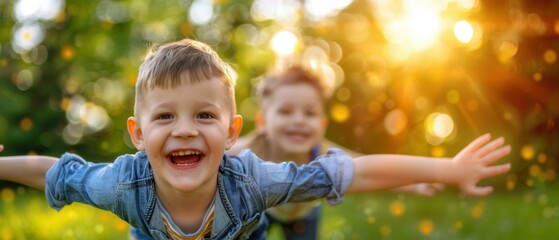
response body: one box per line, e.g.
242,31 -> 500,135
451,134 -> 511,197
0,144 -> 3,152
411,183 -> 445,196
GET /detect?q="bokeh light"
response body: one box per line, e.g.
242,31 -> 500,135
384,108 -> 407,135
271,30 -> 298,56
14,0 -> 64,22
12,23 -> 45,53
454,20 -> 474,44
189,0 -> 214,25
425,112 -> 455,145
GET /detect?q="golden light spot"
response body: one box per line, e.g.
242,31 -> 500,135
555,20 -> 559,34
431,146 -> 445,157
470,202 -> 485,219
546,169 -> 556,181
447,90 -> 460,104
390,200 -> 405,217
538,153 -> 547,164
336,87 -> 351,102
533,72 -> 542,82
419,219 -> 434,236
60,97 -> 71,111
529,165 -> 541,177
384,109 -> 407,135
497,41 -> 518,62
453,220 -> 463,230
367,216 -> 376,224
20,117 -> 33,131
506,180 -> 515,191
61,46 -> 75,60
1,188 -> 15,204
543,49 -> 557,64
0,59 -> 7,67
115,220 -> 128,232
506,174 -> 517,191
330,103 -> 350,123
521,145 -> 535,160
380,225 -> 391,236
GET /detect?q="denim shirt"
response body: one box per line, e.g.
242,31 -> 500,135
45,148 -> 353,240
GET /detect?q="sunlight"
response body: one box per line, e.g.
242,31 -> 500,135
373,0 -> 444,52
454,20 -> 474,43
271,30 -> 298,56
403,8 -> 441,50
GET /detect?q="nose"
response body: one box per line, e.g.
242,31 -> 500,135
172,119 -> 198,138
292,111 -> 306,124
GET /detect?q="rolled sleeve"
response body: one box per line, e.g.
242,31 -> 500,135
240,148 -> 354,208
45,153 -> 120,212
310,148 -> 354,205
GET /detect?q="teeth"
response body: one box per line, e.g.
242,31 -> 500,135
170,150 -> 202,156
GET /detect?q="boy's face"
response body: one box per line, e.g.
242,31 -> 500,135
261,83 -> 326,155
128,77 -> 242,194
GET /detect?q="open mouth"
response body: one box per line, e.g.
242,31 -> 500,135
167,150 -> 204,169
284,130 -> 312,143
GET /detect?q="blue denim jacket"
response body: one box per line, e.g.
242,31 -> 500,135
45,148 -> 353,239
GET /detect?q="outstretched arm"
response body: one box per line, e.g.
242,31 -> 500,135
0,145 -> 58,190
347,134 -> 512,197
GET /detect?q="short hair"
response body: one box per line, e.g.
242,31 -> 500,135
134,39 -> 237,117
257,66 -> 328,109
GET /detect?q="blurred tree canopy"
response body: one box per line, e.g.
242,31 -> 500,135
0,0 -> 557,191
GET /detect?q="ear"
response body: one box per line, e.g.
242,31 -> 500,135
225,115 -> 243,150
255,111 -> 265,133
127,116 -> 146,151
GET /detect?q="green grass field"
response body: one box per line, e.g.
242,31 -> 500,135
1,187 -> 558,239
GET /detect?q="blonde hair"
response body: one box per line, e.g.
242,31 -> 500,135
256,66 -> 328,110
134,39 -> 237,117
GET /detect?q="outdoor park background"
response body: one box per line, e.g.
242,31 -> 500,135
0,0 -> 558,239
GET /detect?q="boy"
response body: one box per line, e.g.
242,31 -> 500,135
0,39 -> 512,239
227,66 -> 444,240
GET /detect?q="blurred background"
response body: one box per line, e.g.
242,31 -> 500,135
0,0 -> 557,239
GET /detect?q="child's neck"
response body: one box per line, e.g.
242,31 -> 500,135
155,182 -> 217,233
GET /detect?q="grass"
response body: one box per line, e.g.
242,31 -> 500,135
1,187 -> 558,239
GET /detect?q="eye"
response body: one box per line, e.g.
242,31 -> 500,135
197,112 -> 216,119
305,109 -> 319,117
156,113 -> 174,120
278,107 -> 292,115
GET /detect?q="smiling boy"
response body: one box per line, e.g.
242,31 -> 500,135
0,39 -> 512,239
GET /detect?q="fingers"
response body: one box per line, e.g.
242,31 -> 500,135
481,145 -> 512,165
461,133 -> 491,154
476,137 -> 505,158
0,144 -> 3,152
464,186 -> 494,197
482,163 -> 512,179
